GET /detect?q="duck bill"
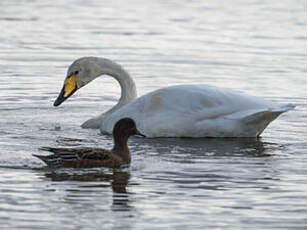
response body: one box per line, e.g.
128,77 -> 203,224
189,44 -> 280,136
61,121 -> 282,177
54,74 -> 78,106
135,129 -> 146,138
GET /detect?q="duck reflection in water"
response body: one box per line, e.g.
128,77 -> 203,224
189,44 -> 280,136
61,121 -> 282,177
44,170 -> 130,193
41,169 -> 133,213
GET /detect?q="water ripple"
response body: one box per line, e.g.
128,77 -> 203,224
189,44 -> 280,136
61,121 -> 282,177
0,0 -> 307,229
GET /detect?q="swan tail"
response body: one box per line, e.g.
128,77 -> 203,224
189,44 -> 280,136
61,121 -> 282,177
241,110 -> 283,124
226,104 -> 295,121
225,104 -> 295,137
270,103 -> 296,113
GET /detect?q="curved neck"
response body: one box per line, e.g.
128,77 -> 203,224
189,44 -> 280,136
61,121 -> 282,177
80,57 -> 137,129
95,58 -> 137,108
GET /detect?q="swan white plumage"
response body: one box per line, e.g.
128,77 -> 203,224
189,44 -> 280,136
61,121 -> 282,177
53,57 -> 294,138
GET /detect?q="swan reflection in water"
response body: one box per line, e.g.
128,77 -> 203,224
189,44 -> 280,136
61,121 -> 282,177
130,137 -> 272,159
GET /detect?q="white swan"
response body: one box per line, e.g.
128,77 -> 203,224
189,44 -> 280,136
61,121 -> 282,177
53,57 -> 294,138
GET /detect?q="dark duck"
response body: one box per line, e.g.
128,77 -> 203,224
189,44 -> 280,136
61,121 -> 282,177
33,118 -> 143,168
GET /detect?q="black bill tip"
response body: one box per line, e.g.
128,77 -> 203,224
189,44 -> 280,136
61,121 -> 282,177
53,86 -> 77,107
135,129 -> 146,138
53,86 -> 65,106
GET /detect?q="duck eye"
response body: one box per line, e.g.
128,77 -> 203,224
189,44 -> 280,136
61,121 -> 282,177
74,71 -> 79,75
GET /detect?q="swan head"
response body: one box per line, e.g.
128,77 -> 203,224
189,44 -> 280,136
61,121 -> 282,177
54,57 -> 102,106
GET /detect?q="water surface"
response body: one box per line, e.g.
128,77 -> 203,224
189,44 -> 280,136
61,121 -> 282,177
0,0 -> 307,229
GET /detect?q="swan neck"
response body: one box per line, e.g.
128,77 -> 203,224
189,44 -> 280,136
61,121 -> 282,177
97,58 -> 137,106
79,57 -> 137,130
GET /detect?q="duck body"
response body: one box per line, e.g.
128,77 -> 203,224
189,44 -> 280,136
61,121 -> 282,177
34,147 -> 127,168
34,118 -> 141,168
53,57 -> 295,138
100,84 -> 294,137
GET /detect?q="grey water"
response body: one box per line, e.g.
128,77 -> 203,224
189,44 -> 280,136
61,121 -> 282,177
0,0 -> 307,229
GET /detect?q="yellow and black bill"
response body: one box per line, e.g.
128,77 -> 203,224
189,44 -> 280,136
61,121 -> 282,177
53,74 -> 78,106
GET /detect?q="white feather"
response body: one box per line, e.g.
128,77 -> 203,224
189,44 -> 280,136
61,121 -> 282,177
101,84 -> 294,137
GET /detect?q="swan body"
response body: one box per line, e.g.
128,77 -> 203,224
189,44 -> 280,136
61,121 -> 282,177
100,84 -> 294,137
53,57 -> 294,138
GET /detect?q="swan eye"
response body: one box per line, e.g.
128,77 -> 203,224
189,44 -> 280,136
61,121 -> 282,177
74,71 -> 79,75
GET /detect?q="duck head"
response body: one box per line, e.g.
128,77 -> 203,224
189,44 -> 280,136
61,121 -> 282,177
54,57 -> 102,106
113,118 -> 145,140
